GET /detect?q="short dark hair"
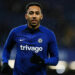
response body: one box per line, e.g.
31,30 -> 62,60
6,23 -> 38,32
25,2 -> 43,13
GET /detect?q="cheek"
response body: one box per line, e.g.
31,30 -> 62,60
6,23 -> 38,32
37,15 -> 42,19
26,16 -> 31,21
25,14 -> 31,19
37,17 -> 42,21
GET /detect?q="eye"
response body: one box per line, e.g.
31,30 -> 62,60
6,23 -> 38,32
29,11 -> 34,15
36,12 -> 40,15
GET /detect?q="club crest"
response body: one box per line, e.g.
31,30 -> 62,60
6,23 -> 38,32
38,38 -> 43,43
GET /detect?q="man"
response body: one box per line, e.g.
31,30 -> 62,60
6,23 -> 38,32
1,2 -> 59,75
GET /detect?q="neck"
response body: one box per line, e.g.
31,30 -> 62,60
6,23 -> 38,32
28,24 -> 40,30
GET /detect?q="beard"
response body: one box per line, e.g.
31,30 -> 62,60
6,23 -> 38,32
28,20 -> 40,28
31,22 -> 37,27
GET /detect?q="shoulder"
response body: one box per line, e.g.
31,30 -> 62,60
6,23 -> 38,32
40,25 -> 54,35
40,25 -> 56,42
10,24 -> 27,33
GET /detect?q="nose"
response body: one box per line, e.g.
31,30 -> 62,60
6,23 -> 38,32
32,13 -> 36,17
32,14 -> 36,20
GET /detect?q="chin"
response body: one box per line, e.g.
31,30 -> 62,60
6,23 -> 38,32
31,24 -> 37,26
31,25 -> 37,28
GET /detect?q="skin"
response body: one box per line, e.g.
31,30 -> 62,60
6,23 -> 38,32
25,6 -> 43,29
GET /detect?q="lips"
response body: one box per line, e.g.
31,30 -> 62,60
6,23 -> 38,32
31,20 -> 37,22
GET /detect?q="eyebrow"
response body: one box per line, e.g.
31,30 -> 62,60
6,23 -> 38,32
29,10 -> 41,13
29,10 -> 40,12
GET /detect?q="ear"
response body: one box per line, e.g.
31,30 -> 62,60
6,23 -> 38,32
41,14 -> 43,20
25,14 -> 27,20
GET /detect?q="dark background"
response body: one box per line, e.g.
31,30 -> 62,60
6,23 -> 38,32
0,0 -> 75,75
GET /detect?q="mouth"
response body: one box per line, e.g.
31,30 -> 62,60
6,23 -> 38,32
31,20 -> 37,22
31,20 -> 37,26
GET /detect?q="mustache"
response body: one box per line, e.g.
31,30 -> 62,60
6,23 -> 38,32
32,19 -> 37,21
32,17 -> 36,20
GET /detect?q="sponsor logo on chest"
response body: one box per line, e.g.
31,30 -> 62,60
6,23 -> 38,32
20,45 -> 43,53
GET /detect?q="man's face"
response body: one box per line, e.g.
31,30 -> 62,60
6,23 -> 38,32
25,6 -> 43,27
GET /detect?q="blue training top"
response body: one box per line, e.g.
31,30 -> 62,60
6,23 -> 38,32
2,24 -> 59,75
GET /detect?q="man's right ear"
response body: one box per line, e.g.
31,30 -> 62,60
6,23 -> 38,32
25,14 -> 28,20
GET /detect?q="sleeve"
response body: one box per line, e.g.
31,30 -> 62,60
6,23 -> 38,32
44,32 -> 59,66
2,29 -> 15,63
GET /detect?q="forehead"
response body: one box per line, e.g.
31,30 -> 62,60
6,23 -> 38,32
27,6 -> 41,12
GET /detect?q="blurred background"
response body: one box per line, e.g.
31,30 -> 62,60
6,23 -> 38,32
0,0 -> 75,75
